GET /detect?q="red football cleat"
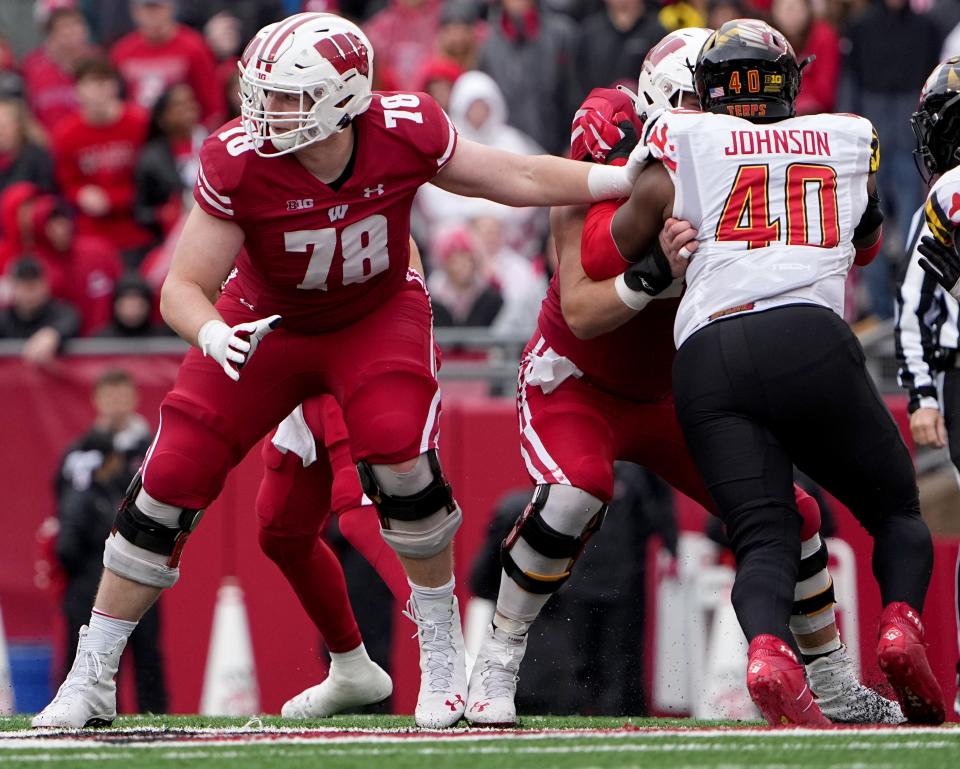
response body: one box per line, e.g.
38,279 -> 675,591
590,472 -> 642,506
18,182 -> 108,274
876,602 -> 945,724
747,634 -> 830,727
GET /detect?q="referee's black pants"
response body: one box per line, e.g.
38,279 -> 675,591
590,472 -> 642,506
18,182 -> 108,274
673,304 -> 933,644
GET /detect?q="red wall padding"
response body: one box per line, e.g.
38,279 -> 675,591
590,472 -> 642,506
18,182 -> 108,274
0,356 -> 956,717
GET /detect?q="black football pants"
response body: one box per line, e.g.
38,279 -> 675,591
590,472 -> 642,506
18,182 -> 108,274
673,304 -> 933,644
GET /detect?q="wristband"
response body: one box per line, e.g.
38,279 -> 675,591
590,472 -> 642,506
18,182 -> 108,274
587,164 -> 633,201
614,273 -> 653,311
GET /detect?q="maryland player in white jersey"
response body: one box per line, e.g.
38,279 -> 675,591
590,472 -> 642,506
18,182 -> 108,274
465,28 -> 901,728
602,19 -> 945,725
905,56 -> 960,719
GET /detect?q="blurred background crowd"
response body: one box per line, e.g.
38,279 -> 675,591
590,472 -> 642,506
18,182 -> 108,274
0,0 -> 954,362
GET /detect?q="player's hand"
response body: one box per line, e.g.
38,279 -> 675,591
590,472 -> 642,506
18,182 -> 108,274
660,217 -> 697,276
918,235 -> 960,300
623,140 -> 651,186
197,314 -> 282,381
77,185 -> 110,217
569,89 -> 639,164
21,327 -> 61,366
910,407 -> 947,449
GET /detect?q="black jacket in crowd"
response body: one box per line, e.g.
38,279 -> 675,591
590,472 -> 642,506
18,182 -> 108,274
0,299 -> 80,341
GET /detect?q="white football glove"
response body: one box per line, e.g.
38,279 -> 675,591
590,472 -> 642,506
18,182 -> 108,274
623,140 -> 651,186
585,139 -> 651,200
197,315 -> 282,381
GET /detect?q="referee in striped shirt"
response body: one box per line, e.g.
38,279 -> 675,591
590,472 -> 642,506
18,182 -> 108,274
895,204 -> 960,458
895,199 -> 960,720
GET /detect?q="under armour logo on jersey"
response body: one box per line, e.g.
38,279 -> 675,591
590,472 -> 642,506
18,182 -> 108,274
328,204 -> 349,222
950,192 -> 960,220
287,198 -> 314,211
364,185 -> 384,198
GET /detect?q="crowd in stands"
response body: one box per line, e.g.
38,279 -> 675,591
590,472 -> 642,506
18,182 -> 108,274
0,0 -> 955,359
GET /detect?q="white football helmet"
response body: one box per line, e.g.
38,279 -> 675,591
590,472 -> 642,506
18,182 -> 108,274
633,27 -> 713,120
239,12 -> 374,156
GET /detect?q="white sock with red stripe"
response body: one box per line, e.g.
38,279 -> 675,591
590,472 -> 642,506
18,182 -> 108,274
82,609 -> 138,653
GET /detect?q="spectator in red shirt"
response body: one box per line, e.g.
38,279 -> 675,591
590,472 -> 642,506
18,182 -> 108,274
51,57 -> 151,264
110,0 -> 224,128
31,195 -> 123,336
22,8 -> 97,136
364,0 -> 443,92
772,0 -> 840,114
0,181 -> 40,272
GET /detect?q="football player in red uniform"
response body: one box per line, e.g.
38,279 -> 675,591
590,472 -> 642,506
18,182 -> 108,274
465,28 -> 903,727
257,395 -> 410,718
33,13 -> 649,730
257,242 -> 425,719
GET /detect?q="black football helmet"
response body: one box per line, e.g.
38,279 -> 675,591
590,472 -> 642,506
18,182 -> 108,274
911,56 -> 960,184
694,19 -> 802,123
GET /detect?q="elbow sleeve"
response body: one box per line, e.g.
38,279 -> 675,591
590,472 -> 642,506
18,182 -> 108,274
581,201 -> 628,281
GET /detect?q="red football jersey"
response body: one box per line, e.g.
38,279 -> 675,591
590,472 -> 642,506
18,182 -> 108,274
194,92 -> 457,333
535,199 -> 680,403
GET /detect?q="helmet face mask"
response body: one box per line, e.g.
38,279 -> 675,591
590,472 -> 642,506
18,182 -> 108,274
239,13 -> 374,157
635,28 -> 713,121
911,57 -> 960,184
694,19 -> 801,123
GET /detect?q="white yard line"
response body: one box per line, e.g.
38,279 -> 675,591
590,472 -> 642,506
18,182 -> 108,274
0,726 -> 957,752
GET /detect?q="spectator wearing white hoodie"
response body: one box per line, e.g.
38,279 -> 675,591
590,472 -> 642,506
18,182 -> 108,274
469,202 -> 547,339
414,70 -> 547,263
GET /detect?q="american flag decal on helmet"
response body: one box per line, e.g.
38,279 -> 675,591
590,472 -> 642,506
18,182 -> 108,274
314,33 -> 369,77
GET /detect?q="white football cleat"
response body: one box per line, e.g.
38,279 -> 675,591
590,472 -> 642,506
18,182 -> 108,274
281,656 -> 392,718
465,624 -> 527,726
807,645 -> 905,724
403,593 -> 467,728
32,627 -> 125,728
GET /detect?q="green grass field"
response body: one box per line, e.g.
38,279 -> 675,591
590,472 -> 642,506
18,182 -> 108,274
1,715 -> 958,769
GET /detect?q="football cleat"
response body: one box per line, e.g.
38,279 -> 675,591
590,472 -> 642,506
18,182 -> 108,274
746,634 -> 830,727
806,645 -> 904,724
32,627 -> 124,728
876,602 -> 945,724
403,593 -> 467,728
465,624 -> 527,726
280,658 -> 392,718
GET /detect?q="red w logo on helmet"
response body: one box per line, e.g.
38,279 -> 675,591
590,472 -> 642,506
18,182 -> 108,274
314,33 -> 369,78
645,35 -> 686,67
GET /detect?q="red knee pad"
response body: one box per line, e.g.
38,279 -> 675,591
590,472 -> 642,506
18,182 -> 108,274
792,485 -> 821,541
